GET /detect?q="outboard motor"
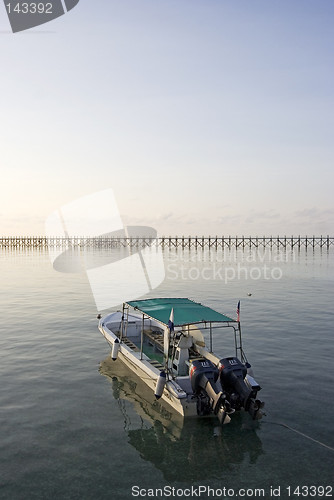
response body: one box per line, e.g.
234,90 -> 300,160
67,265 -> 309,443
219,357 -> 264,420
190,360 -> 232,424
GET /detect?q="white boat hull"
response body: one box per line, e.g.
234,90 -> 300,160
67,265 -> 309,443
98,303 -> 264,423
98,311 -> 198,417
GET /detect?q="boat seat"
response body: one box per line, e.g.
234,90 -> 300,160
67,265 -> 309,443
121,338 -> 140,351
143,329 -> 164,350
149,359 -> 165,371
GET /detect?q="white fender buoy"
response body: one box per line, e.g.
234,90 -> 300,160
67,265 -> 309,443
111,338 -> 120,361
154,371 -> 166,399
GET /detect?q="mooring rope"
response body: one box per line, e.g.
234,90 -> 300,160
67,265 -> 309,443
262,420 -> 334,452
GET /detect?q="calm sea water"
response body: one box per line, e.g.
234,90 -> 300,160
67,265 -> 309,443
0,246 -> 333,499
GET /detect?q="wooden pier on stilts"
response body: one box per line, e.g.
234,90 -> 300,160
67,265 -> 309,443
0,235 -> 333,250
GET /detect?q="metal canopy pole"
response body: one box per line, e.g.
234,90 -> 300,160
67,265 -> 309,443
124,305 -> 129,338
209,322 -> 213,352
140,313 -> 144,360
120,303 -> 125,341
164,325 -> 171,379
236,322 -> 247,363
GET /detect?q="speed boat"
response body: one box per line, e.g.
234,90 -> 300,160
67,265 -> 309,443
97,298 -> 264,424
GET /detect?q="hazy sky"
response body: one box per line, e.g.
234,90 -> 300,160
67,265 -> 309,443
1,0 -> 333,236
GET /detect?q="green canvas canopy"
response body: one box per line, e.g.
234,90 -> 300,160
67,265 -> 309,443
126,298 -> 235,326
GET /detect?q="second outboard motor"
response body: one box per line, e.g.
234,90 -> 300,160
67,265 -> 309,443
219,357 -> 264,420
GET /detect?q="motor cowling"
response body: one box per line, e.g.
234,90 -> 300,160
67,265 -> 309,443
219,357 -> 263,419
190,359 -> 226,417
190,359 -> 219,393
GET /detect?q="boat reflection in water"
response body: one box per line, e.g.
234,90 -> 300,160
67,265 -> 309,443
99,356 -> 264,482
